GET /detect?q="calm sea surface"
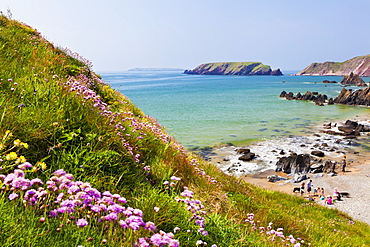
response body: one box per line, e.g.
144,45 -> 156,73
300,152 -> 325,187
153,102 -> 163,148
101,70 -> 369,148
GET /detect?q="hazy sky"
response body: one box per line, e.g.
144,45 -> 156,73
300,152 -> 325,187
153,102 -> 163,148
2,0 -> 370,72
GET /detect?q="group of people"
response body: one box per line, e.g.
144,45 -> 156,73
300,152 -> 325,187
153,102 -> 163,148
299,180 -> 341,205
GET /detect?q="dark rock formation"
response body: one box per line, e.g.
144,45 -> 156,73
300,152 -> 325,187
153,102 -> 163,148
280,85 -> 370,107
237,148 -> 250,154
238,152 -> 255,161
333,87 -> 370,106
323,80 -> 337,83
311,150 -> 325,157
340,72 -> 367,86
275,154 -> 311,174
184,62 -> 283,76
267,175 -> 288,182
279,91 -> 328,106
320,119 -> 369,136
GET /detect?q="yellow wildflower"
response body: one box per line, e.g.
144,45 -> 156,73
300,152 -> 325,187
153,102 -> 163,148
20,142 -> 29,149
37,161 -> 47,170
31,166 -> 38,173
0,144 -> 5,150
15,155 -> 27,164
6,152 -> 18,160
14,139 -> 21,146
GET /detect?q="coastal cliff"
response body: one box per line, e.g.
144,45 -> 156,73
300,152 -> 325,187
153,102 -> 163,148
184,62 -> 283,76
296,54 -> 370,76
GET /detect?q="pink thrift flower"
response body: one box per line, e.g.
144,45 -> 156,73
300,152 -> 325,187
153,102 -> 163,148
8,193 -> 19,200
76,218 -> 88,227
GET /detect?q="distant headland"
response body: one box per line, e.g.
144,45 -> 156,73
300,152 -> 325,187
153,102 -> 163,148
296,54 -> 370,76
184,62 -> 283,76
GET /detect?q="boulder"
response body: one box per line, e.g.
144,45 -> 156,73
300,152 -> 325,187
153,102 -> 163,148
279,91 -> 287,97
237,148 -> 250,154
309,163 -> 324,173
267,175 -> 288,182
311,150 -> 325,157
275,154 -> 311,174
293,174 -> 309,183
238,152 -> 255,161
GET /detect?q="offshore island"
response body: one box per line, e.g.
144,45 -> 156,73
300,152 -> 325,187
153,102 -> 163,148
184,62 -> 283,76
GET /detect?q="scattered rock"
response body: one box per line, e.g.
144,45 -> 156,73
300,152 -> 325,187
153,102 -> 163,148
237,148 -> 250,154
267,175 -> 288,182
293,174 -> 309,183
311,150 -> 325,157
238,152 -> 255,161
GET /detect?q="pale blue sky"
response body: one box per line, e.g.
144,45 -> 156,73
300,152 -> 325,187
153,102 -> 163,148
1,0 -> 370,72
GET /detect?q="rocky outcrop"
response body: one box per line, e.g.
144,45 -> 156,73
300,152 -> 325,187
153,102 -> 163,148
340,72 -> 367,86
296,54 -> 370,76
237,148 -> 256,161
279,91 -> 330,106
184,62 -> 283,76
333,87 -> 370,106
275,154 -> 311,174
322,80 -> 337,84
319,119 -> 370,136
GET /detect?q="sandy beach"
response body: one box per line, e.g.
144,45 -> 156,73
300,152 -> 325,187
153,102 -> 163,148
242,152 -> 370,225
206,117 -> 370,225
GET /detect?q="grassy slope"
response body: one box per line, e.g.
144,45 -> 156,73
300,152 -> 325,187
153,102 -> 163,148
0,14 -> 370,246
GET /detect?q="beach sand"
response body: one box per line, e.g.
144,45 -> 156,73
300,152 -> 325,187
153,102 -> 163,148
241,152 -> 370,225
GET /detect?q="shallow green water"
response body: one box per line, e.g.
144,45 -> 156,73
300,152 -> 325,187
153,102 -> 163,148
102,71 -> 369,148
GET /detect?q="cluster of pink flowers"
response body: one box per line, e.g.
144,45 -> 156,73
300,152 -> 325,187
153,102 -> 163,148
176,187 -> 208,236
245,213 -> 307,246
189,158 -> 217,184
65,74 -> 112,116
0,163 -> 179,246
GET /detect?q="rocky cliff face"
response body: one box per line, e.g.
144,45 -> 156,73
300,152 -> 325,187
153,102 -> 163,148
296,55 -> 370,76
184,62 -> 283,76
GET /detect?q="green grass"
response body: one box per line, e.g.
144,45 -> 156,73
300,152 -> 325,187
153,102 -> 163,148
0,13 -> 370,246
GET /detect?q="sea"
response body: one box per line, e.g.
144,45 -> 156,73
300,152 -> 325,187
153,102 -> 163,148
101,70 -> 370,174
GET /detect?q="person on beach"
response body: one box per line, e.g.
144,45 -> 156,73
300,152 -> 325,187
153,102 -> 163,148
342,155 -> 347,172
313,187 -> 318,196
307,180 -> 312,195
325,195 -> 333,205
300,182 -> 305,196
333,188 -> 341,201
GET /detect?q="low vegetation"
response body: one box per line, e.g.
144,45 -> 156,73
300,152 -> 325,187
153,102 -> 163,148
0,13 -> 370,246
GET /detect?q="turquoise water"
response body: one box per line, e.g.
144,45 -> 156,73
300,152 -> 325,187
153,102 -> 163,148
101,71 -> 369,148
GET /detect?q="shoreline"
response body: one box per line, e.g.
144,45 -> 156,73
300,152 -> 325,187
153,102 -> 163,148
203,115 -> 370,225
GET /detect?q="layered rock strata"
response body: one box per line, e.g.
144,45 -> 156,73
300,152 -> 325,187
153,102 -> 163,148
296,54 -> 370,76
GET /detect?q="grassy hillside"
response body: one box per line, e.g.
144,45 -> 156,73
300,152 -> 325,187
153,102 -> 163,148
1,14 -> 370,246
